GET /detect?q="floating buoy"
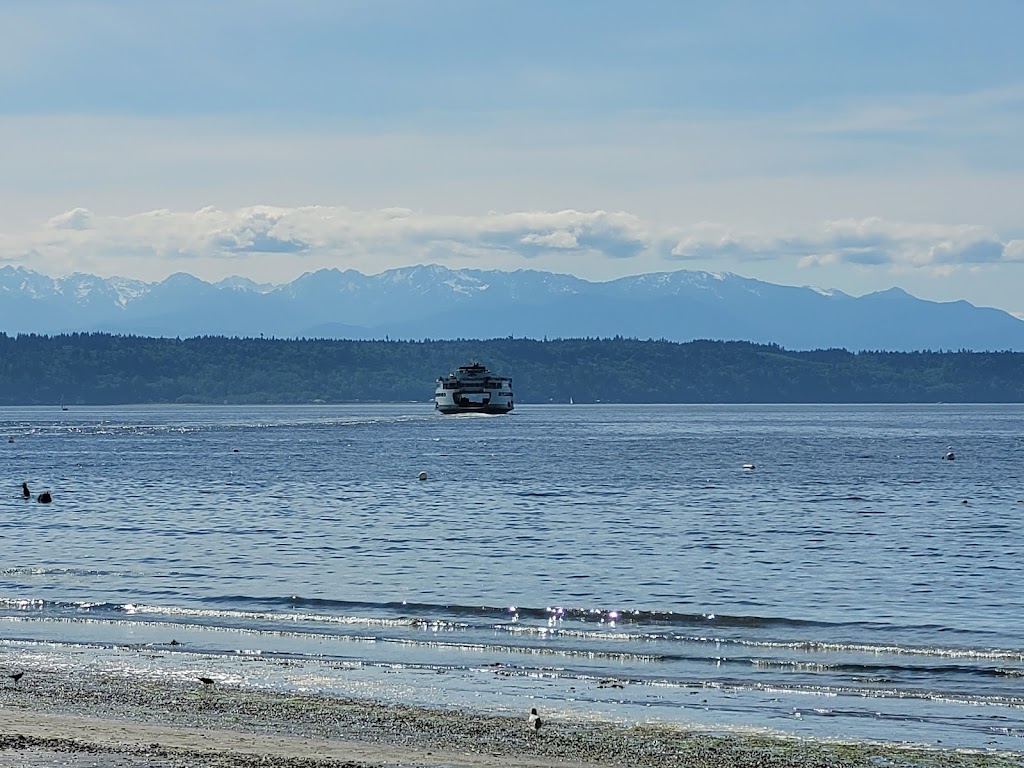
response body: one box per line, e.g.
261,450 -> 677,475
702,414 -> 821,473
418,471 -> 428,481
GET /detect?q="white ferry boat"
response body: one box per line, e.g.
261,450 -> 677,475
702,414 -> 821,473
434,362 -> 514,414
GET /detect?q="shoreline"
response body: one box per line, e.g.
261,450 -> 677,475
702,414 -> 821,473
0,669 -> 1021,768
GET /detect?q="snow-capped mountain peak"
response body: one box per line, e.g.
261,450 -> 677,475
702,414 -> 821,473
0,264 -> 1020,351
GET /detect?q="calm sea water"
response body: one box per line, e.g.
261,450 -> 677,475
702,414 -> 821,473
1,403 -> 1023,750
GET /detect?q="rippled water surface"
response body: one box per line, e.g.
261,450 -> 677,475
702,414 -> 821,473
1,403 -> 1023,750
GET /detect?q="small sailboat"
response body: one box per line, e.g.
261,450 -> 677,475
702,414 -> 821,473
60,396 -> 68,411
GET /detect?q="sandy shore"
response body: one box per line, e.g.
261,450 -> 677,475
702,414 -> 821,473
0,669 -> 1021,768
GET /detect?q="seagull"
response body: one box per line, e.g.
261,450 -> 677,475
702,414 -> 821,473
528,707 -> 542,733
9,672 -> 24,686
21,482 -> 30,499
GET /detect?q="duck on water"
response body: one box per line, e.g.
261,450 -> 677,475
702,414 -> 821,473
21,483 -> 51,503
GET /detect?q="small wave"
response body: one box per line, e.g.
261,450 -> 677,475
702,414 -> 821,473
378,637 -> 663,662
491,623 -> 1024,663
0,598 -> 456,629
708,636 -> 1024,662
124,603 -> 454,629
0,567 -> 126,578
0,615 -> 420,647
7,597 -> 1023,665
0,598 -> 47,609
750,658 -> 1024,679
0,615 -> 660,662
237,596 -> 840,631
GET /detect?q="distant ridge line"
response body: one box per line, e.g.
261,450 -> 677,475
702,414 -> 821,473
1,263 -> 1022,352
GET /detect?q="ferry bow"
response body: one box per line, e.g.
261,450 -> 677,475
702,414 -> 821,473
434,362 -> 514,414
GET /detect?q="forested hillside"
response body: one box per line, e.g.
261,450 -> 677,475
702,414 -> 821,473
1,333 -> 1023,405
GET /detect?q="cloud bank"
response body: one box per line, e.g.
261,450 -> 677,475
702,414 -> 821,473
2,206 -> 1017,286
670,218 -> 1021,270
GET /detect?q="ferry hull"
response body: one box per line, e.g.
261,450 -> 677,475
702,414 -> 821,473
436,402 -> 514,415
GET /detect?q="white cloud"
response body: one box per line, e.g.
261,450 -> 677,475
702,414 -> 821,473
48,208 -> 94,230
1004,240 -> 1024,262
671,217 -> 1018,272
4,205 -> 1022,288
520,231 -> 579,249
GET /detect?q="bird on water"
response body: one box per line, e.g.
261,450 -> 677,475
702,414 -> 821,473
37,490 -> 52,504
528,707 -> 542,733
21,482 -> 30,499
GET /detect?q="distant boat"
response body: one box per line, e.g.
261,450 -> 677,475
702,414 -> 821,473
60,396 -> 68,411
569,397 -> 574,405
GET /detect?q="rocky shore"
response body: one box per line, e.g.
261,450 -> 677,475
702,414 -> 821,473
0,668 -> 1020,768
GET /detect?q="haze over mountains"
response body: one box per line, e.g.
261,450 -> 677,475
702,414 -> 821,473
1,264 -> 1022,352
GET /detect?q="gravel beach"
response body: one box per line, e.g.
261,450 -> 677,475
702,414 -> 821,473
0,669 -> 1021,768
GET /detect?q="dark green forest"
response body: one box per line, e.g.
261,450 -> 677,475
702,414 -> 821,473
1,333 -> 1023,405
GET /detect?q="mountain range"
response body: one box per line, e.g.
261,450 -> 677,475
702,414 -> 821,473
1,264 -> 1022,352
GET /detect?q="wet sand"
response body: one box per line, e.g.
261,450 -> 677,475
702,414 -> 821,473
0,669 -> 1020,768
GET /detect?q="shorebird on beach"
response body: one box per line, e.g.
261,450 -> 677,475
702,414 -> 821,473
528,707 -> 542,733
8,672 -> 24,686
197,676 -> 215,687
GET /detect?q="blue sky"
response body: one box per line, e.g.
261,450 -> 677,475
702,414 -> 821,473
1,0 -> 1022,316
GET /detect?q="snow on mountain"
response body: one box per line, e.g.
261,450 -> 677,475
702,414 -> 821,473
0,265 -> 56,299
0,263 -> 1022,351
215,276 -> 278,293
806,286 -> 849,298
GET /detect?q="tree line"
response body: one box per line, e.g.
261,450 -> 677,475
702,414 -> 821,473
1,332 -> 1023,405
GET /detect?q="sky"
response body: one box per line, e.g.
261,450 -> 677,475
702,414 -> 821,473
1,0 -> 1023,317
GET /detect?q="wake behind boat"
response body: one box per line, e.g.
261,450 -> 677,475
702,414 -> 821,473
434,361 -> 513,414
